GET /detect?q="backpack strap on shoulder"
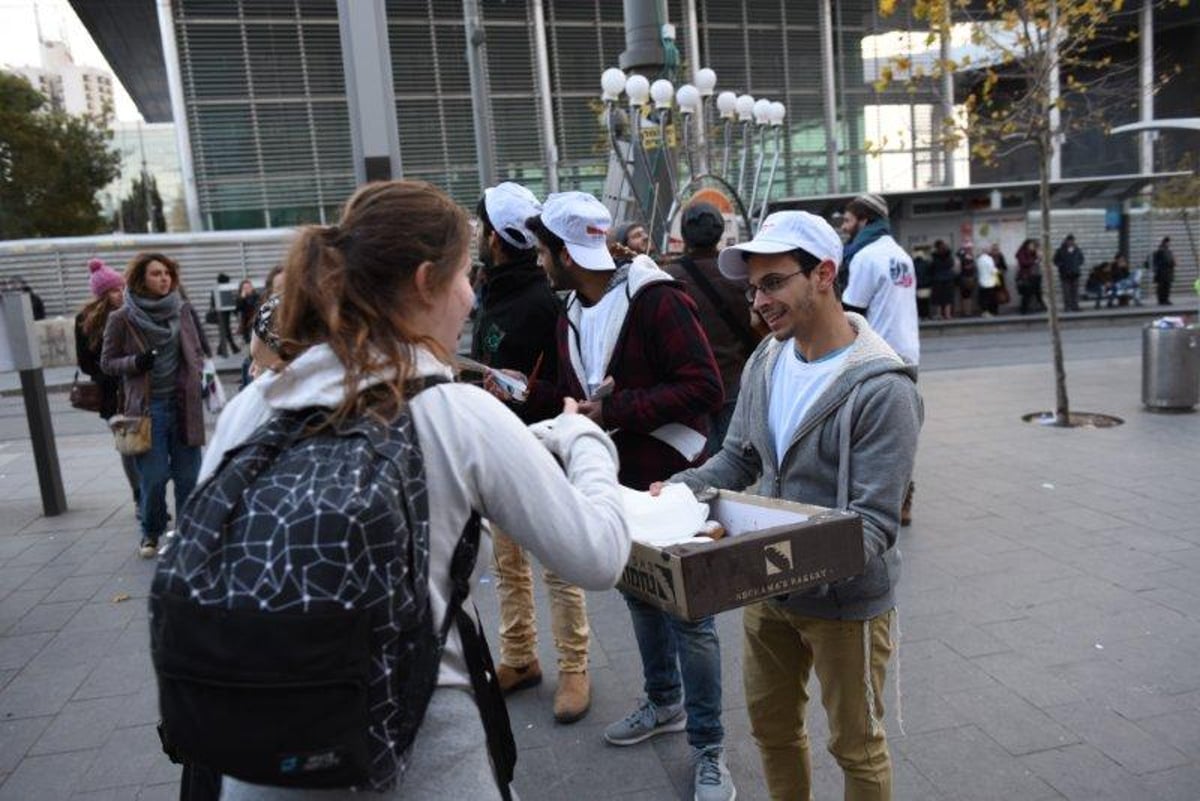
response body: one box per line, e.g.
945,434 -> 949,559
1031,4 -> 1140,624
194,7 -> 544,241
442,514 -> 517,800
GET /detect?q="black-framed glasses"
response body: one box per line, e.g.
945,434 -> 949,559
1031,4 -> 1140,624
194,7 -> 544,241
744,269 -> 805,303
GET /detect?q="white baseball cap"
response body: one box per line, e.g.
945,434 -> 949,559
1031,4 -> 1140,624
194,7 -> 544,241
540,191 -> 616,272
717,211 -> 844,280
483,182 -> 542,250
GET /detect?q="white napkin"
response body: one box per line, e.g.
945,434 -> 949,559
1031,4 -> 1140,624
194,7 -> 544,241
621,485 -> 710,547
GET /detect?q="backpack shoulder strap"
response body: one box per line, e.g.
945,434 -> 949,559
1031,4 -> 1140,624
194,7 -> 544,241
442,514 -> 516,801
679,256 -> 760,356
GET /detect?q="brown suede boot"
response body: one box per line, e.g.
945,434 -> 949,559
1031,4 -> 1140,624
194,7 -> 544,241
553,670 -> 591,724
901,481 -> 914,527
497,659 -> 542,695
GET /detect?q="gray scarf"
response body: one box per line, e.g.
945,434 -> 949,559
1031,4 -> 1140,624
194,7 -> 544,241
125,290 -> 182,348
126,290 -> 183,398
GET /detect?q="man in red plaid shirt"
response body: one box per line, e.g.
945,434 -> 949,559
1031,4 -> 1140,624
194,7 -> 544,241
508,191 -> 733,801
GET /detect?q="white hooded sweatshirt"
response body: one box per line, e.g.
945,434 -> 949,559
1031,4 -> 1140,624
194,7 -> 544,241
200,343 -> 630,689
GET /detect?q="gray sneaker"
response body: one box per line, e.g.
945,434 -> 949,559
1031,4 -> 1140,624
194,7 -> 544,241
693,745 -> 735,801
603,697 -> 686,746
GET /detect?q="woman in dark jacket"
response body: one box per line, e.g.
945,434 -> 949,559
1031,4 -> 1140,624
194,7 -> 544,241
930,239 -> 956,319
75,258 -> 140,513
101,252 -> 209,558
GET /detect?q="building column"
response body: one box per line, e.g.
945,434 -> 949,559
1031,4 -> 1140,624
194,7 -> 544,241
464,0 -> 498,191
819,0 -> 839,194
1139,0 -> 1155,176
939,0 -> 956,186
156,0 -> 202,231
336,0 -> 402,185
531,0 -> 559,193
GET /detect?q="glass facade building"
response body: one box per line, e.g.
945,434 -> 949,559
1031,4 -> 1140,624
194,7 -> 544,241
166,0 -> 961,230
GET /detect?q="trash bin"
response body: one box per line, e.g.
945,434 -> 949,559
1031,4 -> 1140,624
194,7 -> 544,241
1142,324 -> 1200,411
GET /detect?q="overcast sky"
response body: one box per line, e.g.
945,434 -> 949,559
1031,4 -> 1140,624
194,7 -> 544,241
1,0 -> 142,121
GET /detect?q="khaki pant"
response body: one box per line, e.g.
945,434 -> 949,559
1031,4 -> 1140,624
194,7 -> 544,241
491,528 -> 589,672
743,602 -> 894,801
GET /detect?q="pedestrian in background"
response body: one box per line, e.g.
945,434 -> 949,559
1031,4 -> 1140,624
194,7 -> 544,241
665,201 -> 757,453
1153,237 -> 1175,305
209,272 -> 241,357
612,220 -> 651,255
101,253 -> 209,558
1016,238 -> 1045,314
976,244 -> 999,317
75,258 -> 140,516
234,278 -> 259,346
956,243 -> 978,317
930,239 -> 956,320
1053,234 -> 1084,312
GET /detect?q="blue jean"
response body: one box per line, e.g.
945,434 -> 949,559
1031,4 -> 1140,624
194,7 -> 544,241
622,593 -> 724,749
137,397 -> 201,542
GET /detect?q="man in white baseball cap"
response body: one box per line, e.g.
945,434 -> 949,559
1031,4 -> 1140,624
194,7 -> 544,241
473,182 -> 599,727
661,209 -> 923,801
504,191 -> 733,801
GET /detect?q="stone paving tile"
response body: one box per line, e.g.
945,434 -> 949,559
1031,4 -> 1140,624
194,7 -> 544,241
1134,708 -> 1200,760
941,685 -> 1079,756
1043,701 -> 1191,775
0,749 -> 97,801
0,715 -> 53,774
8,600 -> 85,635
1139,763 -> 1200,801
895,725 -> 1060,801
80,723 -> 178,790
0,662 -> 92,719
1020,744 -> 1152,801
28,695 -> 133,756
0,630 -> 53,672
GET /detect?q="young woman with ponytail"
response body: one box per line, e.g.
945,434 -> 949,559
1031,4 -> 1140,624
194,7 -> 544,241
198,180 -> 630,800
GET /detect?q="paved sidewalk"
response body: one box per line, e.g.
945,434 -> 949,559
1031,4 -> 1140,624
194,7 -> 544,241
0,354 -> 1198,800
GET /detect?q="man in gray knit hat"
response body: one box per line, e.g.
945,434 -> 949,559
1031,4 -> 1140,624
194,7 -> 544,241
840,193 -> 920,526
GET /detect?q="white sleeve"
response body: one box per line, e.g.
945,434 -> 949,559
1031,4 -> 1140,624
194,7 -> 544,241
198,379 -> 275,483
424,385 -> 631,591
842,254 -> 878,310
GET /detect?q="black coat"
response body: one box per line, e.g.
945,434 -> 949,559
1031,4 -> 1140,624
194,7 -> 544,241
470,252 -> 560,420
75,313 -> 121,420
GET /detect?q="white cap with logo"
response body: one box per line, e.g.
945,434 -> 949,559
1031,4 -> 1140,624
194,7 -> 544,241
717,211 -> 843,280
483,182 -> 542,250
541,191 -> 617,272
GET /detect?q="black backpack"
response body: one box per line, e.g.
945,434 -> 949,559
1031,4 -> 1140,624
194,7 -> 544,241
150,379 -> 514,795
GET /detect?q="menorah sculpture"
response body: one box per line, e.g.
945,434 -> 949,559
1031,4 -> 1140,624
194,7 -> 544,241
599,66 -> 787,253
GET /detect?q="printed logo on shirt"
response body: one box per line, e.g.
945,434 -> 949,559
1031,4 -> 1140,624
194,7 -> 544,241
764,541 -> 794,576
889,259 -> 914,288
482,323 -> 506,355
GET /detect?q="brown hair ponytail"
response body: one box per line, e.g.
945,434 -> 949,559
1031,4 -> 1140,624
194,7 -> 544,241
277,179 -> 470,426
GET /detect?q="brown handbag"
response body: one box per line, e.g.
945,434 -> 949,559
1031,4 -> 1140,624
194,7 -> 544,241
69,371 -> 104,413
110,319 -> 153,456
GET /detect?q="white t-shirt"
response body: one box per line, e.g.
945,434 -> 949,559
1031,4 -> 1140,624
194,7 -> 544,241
976,252 -> 998,288
768,341 -> 852,464
577,287 -> 625,397
843,235 -> 920,365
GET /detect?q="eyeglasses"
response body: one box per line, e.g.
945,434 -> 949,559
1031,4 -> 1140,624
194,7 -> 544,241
744,269 -> 805,303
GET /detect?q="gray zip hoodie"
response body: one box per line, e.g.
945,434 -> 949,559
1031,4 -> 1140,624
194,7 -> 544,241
670,313 -> 922,620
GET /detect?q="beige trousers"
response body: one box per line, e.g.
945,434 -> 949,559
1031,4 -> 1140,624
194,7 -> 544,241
491,528 -> 589,672
743,602 -> 895,801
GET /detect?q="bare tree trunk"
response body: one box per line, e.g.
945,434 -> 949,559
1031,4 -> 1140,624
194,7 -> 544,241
1038,136 -> 1070,424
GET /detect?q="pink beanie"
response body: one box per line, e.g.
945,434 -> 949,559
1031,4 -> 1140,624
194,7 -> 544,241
88,258 -> 124,298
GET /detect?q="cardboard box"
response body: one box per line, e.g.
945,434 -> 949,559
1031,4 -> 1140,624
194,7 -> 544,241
617,490 -> 864,621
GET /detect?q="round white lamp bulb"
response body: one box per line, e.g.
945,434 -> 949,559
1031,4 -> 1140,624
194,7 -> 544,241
676,84 -> 700,113
650,79 -> 675,110
625,74 -> 650,106
753,98 -> 771,124
735,94 -> 756,121
695,68 -> 717,96
600,67 -> 627,101
716,91 -> 737,118
769,101 -> 786,125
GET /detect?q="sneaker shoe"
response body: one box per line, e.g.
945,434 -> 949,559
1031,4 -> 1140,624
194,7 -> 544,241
496,660 -> 542,695
693,745 -> 735,801
138,537 -> 159,559
553,670 -> 591,724
604,697 -> 686,746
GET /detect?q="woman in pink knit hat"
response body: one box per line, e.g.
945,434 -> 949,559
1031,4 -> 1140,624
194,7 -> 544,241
74,257 -> 141,516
